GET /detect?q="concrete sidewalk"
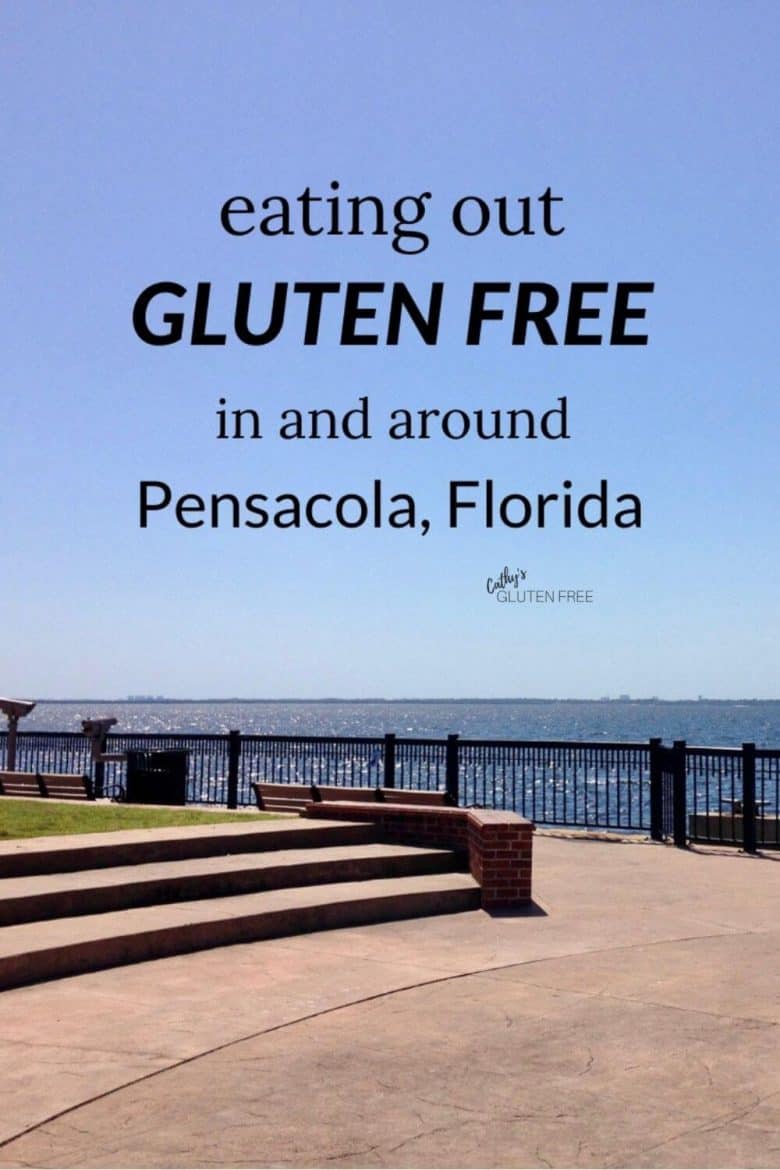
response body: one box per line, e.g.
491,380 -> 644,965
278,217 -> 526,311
0,834 -> 777,1168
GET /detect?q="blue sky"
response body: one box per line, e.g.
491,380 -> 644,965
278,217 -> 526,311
2,0 -> 778,699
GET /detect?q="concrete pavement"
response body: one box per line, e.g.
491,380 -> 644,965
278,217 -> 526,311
0,834 -> 777,1168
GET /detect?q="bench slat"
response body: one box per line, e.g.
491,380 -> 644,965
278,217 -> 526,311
253,782 -> 314,799
261,804 -> 308,813
378,788 -> 452,806
314,785 -> 381,802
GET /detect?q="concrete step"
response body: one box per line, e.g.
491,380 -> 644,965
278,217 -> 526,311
0,818 -> 377,878
0,844 -> 464,926
0,873 -> 482,990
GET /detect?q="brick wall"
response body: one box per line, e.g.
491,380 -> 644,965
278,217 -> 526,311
466,810 -> 534,909
304,801 -> 533,909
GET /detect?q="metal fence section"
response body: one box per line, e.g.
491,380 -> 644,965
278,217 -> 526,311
753,747 -> 780,849
2,729 -> 779,851
393,736 -> 449,791
458,739 -> 652,830
0,731 -> 91,777
685,746 -> 743,847
756,750 -> 780,818
239,734 -> 386,803
684,743 -> 780,851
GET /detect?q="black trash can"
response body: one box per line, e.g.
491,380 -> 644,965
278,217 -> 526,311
125,750 -> 188,805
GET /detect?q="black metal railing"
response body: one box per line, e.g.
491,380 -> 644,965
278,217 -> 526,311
686,745 -> 743,847
756,749 -> 780,834
1,729 -> 778,851
457,738 -> 651,830
0,731 -> 91,777
394,735 -> 448,791
238,734 -> 386,800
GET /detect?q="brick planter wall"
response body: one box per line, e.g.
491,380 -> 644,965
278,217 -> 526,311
304,802 -> 533,909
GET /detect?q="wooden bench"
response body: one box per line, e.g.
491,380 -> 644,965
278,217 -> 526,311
0,770 -> 94,800
252,781 -> 454,814
252,782 -> 386,813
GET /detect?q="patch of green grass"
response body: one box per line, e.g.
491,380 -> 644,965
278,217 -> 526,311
0,800 -> 281,840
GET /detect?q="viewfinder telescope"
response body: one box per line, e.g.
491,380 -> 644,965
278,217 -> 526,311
0,697 -> 36,771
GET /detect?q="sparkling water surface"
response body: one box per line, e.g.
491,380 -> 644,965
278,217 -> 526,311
22,700 -> 780,748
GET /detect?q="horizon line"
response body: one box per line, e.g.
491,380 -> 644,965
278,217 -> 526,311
25,696 -> 779,705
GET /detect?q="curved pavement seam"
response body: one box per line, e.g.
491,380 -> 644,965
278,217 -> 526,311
0,922 -> 765,1152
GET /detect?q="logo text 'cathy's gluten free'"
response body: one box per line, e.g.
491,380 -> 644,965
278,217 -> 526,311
486,566 -> 528,592
486,567 -> 593,604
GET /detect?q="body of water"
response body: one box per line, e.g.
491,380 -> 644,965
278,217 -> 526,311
20,699 -> 780,748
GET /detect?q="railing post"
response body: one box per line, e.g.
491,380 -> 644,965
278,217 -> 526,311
93,727 -> 109,799
383,733 -> 396,788
445,733 -> 460,806
672,740 -> 687,848
6,714 -> 19,771
649,737 -> 663,840
742,742 -> 757,854
227,729 -> 241,809
94,758 -> 105,800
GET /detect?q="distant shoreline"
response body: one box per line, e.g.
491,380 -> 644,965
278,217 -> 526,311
30,697 -> 778,705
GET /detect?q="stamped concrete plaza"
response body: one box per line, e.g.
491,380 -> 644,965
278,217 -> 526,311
0,831 -> 777,1168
